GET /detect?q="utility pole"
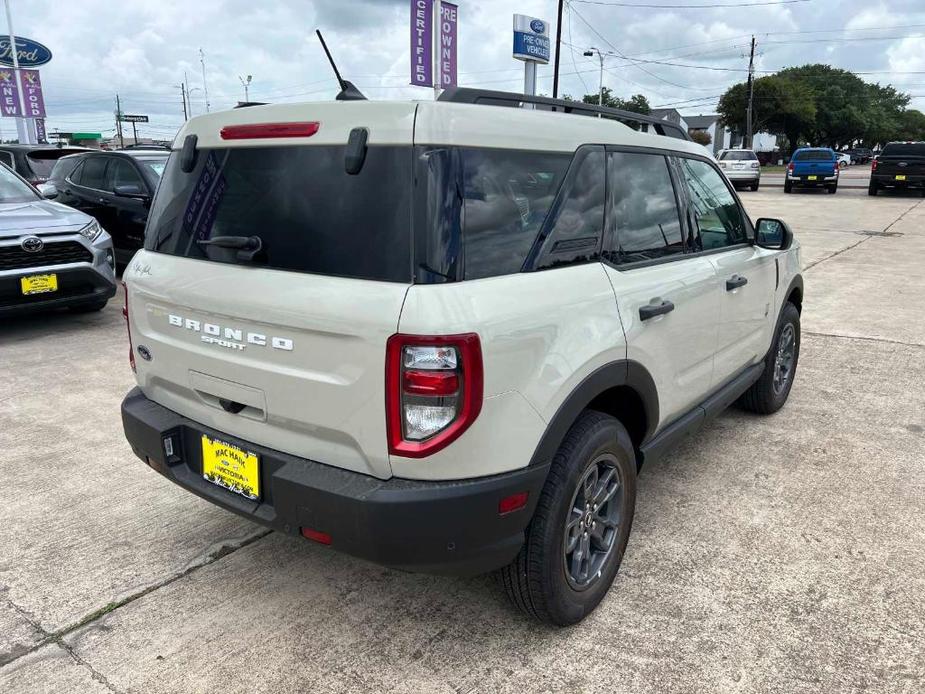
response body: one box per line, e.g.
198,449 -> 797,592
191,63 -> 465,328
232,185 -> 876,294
746,35 -> 756,149
115,93 -> 124,148
552,0 -> 564,98
177,82 -> 188,120
200,48 -> 210,113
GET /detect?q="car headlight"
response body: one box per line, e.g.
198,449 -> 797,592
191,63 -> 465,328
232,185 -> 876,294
79,220 -> 103,242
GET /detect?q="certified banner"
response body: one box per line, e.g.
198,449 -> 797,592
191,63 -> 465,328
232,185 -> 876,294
410,0 -> 433,87
19,69 -> 46,118
439,2 -> 458,88
0,68 -> 22,117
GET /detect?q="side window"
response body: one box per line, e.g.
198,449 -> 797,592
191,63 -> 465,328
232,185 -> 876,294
462,148 -> 570,280
106,158 -> 144,192
605,151 -> 684,264
532,146 -> 605,271
0,150 -> 13,168
679,157 -> 748,250
65,160 -> 83,182
76,156 -> 108,190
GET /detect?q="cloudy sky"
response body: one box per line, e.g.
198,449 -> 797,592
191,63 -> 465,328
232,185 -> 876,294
3,0 -> 925,142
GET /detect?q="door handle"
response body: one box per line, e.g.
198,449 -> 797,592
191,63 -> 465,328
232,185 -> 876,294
726,274 -> 748,291
639,299 -> 675,321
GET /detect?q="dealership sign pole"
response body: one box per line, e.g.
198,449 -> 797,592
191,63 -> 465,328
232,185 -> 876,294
513,14 -> 550,98
410,0 -> 457,97
2,0 -> 28,143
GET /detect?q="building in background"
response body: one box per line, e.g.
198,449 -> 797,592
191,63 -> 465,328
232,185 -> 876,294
685,114 -> 732,155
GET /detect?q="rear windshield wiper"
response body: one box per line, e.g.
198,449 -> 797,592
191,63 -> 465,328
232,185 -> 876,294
196,235 -> 263,262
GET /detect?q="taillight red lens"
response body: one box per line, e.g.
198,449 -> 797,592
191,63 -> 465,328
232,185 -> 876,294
403,370 -> 459,396
871,159 -> 878,171
787,162 -> 794,172
386,333 -> 483,458
220,121 -> 320,140
122,282 -> 135,373
301,527 -> 332,545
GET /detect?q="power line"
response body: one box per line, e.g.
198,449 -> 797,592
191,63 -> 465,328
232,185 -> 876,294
572,0 -> 811,7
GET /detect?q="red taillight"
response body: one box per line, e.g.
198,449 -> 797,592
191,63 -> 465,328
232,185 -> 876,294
787,162 -> 794,172
499,492 -> 529,516
386,333 -> 483,458
301,527 -> 332,545
871,159 -> 878,171
219,121 -> 320,140
122,282 -> 135,373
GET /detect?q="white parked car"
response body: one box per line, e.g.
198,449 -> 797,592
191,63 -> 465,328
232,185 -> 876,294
717,148 -> 761,190
836,152 -> 852,168
120,89 -> 803,626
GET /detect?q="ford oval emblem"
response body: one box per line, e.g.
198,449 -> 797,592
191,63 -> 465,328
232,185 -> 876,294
137,345 -> 153,362
0,36 -> 53,68
530,19 -> 545,34
21,236 -> 43,253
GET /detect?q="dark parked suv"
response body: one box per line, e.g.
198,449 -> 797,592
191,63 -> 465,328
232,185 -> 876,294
869,142 -> 925,196
0,144 -> 87,187
50,149 -> 168,265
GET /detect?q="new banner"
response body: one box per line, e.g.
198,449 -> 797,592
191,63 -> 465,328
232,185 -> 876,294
410,0 -> 433,87
0,68 -> 22,117
20,69 -> 46,118
439,2 -> 458,88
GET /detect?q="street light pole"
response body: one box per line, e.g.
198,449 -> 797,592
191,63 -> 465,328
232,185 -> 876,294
583,47 -> 604,106
199,48 -> 210,113
238,74 -> 252,103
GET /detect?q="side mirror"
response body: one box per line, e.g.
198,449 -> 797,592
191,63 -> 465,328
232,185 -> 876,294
37,182 -> 58,199
114,184 -> 147,199
755,218 -> 793,250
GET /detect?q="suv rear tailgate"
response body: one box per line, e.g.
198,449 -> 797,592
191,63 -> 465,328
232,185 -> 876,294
127,252 -> 406,479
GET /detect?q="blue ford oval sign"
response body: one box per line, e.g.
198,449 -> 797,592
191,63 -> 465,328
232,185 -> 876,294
530,19 -> 545,34
0,36 -> 53,68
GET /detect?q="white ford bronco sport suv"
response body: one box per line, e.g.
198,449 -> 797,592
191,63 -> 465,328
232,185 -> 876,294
121,89 -> 802,626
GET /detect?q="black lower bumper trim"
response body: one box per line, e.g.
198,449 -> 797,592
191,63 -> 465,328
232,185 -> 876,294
0,266 -> 116,314
121,387 -> 549,576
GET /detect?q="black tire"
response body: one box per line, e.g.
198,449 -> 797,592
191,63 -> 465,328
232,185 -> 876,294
868,183 -> 878,196
784,181 -> 792,194
738,302 -> 801,415
827,185 -> 837,194
69,299 -> 109,313
751,182 -> 759,191
498,411 -> 637,626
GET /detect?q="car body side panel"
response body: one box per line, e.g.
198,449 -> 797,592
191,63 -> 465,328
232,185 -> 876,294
393,262 -> 625,480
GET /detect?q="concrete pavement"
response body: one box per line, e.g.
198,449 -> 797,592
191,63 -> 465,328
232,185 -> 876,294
1,188 -> 923,693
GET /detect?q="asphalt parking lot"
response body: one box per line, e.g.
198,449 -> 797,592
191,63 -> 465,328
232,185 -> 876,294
1,188 -> 923,694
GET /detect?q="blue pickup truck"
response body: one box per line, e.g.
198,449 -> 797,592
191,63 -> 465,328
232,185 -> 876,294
785,147 -> 839,194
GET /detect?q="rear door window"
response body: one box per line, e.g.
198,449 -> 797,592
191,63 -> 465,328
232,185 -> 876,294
719,151 -> 757,161
605,151 -> 685,264
106,158 -> 145,192
145,145 -> 413,283
461,149 -> 570,279
76,156 -> 109,189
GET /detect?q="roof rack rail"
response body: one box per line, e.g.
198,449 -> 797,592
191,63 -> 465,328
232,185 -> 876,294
438,87 -> 692,142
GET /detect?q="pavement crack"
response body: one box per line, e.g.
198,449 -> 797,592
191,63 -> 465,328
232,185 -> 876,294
803,198 -> 923,272
0,528 -> 272,671
804,330 -> 925,349
60,643 -> 123,694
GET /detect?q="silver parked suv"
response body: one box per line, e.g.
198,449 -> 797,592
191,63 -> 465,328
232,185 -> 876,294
120,89 -> 802,625
717,148 -> 761,190
0,162 -> 117,316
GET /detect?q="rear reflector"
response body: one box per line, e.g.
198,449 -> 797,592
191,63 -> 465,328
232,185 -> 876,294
301,527 -> 332,545
499,492 -> 529,515
220,121 -> 320,140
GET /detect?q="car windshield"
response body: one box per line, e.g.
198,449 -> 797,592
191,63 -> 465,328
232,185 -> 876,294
137,157 -> 168,179
793,150 -> 833,161
0,163 -> 40,203
881,143 -> 925,157
720,151 -> 757,161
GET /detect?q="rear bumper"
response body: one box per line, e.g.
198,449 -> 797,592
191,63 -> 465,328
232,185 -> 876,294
724,170 -> 760,182
0,265 -> 116,315
871,174 -> 925,187
121,387 -> 550,576
787,173 -> 838,186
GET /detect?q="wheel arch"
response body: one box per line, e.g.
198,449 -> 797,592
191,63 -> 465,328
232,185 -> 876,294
785,274 -> 803,314
528,360 -> 659,471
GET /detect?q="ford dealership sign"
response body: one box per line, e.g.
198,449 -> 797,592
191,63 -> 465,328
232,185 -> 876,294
0,36 -> 53,68
513,14 -> 550,64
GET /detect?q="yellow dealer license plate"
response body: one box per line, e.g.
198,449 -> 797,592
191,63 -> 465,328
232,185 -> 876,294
807,175 -> 818,181
896,174 -> 907,181
201,435 -> 260,500
20,273 -> 58,295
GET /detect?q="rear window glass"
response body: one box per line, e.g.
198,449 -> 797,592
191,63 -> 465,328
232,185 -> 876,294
138,157 -> 167,178
719,150 -> 757,161
26,149 -> 84,178
881,143 -> 925,157
144,145 -> 412,283
793,149 -> 833,162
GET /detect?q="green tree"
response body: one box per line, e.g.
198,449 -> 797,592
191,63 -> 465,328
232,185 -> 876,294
575,87 -> 651,115
689,130 -> 712,147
